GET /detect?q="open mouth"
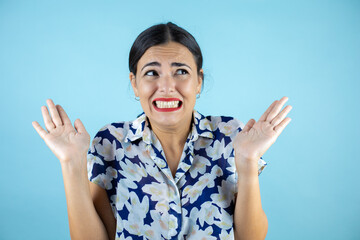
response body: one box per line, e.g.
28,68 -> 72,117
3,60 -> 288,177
152,98 -> 183,112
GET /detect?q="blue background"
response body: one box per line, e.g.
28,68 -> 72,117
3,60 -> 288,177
0,0 -> 359,239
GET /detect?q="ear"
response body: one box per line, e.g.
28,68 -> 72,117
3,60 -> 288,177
197,69 -> 204,94
129,72 -> 139,97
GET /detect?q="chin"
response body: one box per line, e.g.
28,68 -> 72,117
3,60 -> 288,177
151,113 -> 183,127
142,100 -> 195,128
147,109 -> 194,129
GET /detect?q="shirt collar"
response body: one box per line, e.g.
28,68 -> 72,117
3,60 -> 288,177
124,110 -> 214,144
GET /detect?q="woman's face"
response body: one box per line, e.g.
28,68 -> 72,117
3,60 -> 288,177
130,41 -> 203,131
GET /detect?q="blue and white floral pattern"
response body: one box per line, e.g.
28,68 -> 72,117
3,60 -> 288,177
87,110 -> 267,240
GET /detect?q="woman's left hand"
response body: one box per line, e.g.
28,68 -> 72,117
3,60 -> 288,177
233,96 -> 292,174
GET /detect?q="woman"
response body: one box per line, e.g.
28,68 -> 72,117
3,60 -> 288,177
32,22 -> 292,240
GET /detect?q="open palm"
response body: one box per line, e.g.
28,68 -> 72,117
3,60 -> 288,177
234,97 -> 292,166
32,99 -> 90,164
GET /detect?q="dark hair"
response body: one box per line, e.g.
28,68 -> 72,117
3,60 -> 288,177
129,22 -> 204,87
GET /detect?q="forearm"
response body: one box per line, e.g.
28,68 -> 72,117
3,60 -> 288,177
234,159 -> 268,240
61,159 -> 109,240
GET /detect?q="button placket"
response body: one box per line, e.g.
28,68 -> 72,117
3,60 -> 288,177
174,140 -> 195,184
167,182 -> 182,240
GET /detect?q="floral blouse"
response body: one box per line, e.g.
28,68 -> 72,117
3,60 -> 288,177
87,110 -> 267,240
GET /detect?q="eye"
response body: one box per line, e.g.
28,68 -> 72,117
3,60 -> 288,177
144,70 -> 158,76
176,69 -> 188,75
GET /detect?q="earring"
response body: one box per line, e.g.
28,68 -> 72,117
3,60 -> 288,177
135,96 -> 140,101
196,93 -> 200,99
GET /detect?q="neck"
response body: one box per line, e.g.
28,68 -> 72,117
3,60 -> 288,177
149,114 -> 193,150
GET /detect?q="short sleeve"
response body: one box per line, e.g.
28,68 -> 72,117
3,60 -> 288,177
87,124 -> 119,191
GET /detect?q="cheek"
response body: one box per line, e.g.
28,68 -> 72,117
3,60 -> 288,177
177,80 -> 198,96
138,82 -> 157,97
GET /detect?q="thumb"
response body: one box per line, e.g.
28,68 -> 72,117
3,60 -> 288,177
242,119 -> 256,132
74,118 -> 86,134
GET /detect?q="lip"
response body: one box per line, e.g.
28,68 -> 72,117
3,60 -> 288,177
152,98 -> 182,112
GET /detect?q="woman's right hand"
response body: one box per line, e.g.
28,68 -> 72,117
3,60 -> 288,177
32,99 -> 90,167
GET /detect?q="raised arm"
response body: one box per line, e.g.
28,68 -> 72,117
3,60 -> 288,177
32,99 -> 114,240
233,96 -> 292,240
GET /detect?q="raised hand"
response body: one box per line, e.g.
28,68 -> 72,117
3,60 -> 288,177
32,99 -> 90,166
233,97 -> 292,173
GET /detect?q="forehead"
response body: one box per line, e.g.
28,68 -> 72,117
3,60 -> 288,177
138,42 -> 195,66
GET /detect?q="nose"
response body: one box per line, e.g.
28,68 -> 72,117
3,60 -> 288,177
158,74 -> 176,94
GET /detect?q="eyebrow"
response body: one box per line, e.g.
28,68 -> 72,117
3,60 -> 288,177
140,61 -> 192,72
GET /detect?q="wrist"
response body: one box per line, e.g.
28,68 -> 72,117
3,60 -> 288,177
236,161 -> 259,187
235,156 -> 259,176
60,155 -> 88,174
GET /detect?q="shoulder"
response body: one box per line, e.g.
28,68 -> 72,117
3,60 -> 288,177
87,122 -> 128,163
92,121 -> 130,143
90,112 -> 146,147
199,113 -> 245,139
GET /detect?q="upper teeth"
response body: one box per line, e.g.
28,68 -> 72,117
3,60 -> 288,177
155,101 -> 180,108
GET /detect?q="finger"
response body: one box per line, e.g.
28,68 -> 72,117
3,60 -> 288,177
46,99 -> 63,127
32,121 -> 48,139
258,100 -> 278,122
266,96 -> 289,122
41,105 -> 56,131
274,117 -> 291,135
242,119 -> 256,132
270,105 -> 292,126
56,105 -> 72,125
74,119 -> 86,134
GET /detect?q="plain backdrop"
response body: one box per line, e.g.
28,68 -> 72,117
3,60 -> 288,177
0,0 -> 359,239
